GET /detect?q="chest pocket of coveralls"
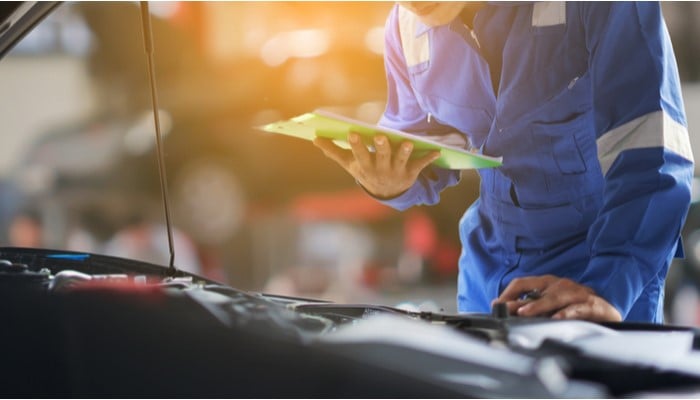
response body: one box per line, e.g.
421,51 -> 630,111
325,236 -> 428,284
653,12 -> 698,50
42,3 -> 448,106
528,1 -> 590,176
527,64 -> 593,176
404,31 -> 494,144
531,115 -> 588,175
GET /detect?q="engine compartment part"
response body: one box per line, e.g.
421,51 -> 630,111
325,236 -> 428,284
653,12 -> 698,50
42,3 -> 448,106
2,246 -> 700,398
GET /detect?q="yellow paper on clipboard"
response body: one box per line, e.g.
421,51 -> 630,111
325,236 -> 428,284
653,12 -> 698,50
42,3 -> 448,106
259,109 -> 502,170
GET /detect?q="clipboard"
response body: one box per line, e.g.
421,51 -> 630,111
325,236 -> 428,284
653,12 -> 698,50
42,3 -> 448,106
259,109 -> 502,170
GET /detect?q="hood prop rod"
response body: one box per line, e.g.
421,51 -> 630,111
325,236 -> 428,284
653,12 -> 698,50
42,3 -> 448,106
139,1 -> 177,277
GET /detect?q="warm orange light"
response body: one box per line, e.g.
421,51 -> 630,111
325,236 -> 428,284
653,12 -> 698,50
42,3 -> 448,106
364,26 -> 385,55
260,29 -> 331,67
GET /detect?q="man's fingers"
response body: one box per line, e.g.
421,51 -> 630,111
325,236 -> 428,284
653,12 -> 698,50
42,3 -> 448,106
516,287 -> 589,317
494,275 -> 622,322
348,133 -> 373,168
313,138 -> 352,169
407,150 -> 441,175
502,300 -> 527,315
515,278 -> 595,318
393,141 -> 413,170
552,298 -> 622,322
552,303 -> 591,321
374,135 -> 391,174
496,275 -> 556,303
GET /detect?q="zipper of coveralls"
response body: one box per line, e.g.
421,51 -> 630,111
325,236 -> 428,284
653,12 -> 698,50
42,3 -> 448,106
467,7 -> 522,293
428,11 -> 491,127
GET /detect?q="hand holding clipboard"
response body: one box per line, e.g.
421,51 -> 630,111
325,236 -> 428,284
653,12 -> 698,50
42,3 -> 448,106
259,109 -> 502,170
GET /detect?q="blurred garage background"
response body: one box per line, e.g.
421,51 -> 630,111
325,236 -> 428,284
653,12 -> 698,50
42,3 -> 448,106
1,2 -> 699,321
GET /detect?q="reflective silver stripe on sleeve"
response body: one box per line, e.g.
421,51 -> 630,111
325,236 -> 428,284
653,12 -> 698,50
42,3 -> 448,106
597,110 -> 694,176
398,6 -> 430,67
531,2 -> 566,27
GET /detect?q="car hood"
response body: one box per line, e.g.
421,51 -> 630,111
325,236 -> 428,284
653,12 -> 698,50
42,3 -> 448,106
4,245 -> 700,398
0,2 -> 58,60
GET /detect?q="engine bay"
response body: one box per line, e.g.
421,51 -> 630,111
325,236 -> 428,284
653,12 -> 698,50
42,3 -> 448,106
3,246 -> 700,398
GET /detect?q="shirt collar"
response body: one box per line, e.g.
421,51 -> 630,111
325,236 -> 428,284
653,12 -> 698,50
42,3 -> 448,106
413,1 -> 529,37
415,20 -> 431,37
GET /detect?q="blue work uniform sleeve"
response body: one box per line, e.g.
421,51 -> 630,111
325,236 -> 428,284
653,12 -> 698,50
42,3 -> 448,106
373,5 -> 460,211
578,2 -> 694,319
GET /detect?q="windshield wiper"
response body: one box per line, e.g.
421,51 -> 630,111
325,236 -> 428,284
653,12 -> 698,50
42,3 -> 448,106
139,1 -> 177,277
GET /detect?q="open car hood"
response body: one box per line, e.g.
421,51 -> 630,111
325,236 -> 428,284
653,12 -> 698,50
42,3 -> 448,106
4,246 -> 700,398
0,2 -> 58,60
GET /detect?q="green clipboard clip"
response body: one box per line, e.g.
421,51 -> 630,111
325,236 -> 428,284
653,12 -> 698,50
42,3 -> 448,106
259,109 -> 502,170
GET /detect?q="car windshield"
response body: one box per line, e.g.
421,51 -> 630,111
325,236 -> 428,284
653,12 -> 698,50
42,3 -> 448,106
2,1 -> 700,326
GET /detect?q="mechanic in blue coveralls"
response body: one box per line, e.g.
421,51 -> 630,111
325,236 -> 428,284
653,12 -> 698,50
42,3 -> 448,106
314,2 -> 694,323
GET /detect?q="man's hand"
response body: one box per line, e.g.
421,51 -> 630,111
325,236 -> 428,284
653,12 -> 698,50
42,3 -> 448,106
313,133 -> 440,199
492,275 -> 622,322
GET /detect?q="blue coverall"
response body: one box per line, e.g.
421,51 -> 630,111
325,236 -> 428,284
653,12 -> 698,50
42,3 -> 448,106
377,2 -> 694,322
